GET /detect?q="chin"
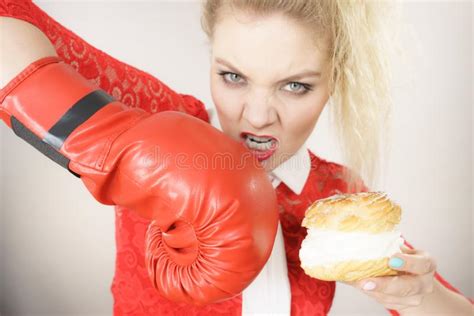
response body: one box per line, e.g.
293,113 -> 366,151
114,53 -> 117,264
262,154 -> 280,173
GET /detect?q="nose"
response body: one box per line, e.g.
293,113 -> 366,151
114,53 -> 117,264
242,88 -> 278,129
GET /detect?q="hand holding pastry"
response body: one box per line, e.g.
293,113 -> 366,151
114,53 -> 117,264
342,244 -> 438,311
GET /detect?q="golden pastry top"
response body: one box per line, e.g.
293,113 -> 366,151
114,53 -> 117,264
302,191 -> 401,233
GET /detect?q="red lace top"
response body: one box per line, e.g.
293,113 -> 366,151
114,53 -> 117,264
1,1 -> 471,315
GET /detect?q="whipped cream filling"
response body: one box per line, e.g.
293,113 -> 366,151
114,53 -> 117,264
299,228 -> 405,267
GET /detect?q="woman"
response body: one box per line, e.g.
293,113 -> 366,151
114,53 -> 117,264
0,0 -> 472,315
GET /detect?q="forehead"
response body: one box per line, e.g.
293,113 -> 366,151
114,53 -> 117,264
211,9 -> 328,77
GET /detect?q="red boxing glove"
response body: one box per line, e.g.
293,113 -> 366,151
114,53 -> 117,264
0,56 -> 279,305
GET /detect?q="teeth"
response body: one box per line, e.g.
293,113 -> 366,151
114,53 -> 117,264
245,136 -> 276,150
248,135 -> 273,143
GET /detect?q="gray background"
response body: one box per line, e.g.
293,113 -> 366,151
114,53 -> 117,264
0,1 -> 472,315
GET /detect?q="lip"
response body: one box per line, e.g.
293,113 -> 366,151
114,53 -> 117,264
240,131 -> 279,162
247,147 -> 277,161
240,131 -> 279,143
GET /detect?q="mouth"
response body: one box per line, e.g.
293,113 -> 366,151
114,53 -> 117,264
240,132 -> 279,162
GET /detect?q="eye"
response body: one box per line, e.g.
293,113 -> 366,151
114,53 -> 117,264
217,71 -> 244,85
283,82 -> 313,95
217,70 -> 313,95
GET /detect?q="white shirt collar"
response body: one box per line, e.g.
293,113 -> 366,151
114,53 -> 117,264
207,107 -> 311,195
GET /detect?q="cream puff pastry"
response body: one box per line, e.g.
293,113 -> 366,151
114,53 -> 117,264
299,191 -> 405,282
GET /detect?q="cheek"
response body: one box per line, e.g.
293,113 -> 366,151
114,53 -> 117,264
283,100 -> 326,147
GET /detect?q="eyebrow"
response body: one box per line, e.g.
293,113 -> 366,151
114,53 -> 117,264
215,57 -> 321,82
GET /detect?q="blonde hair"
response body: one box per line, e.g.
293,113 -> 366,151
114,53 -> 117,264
201,0 -> 403,190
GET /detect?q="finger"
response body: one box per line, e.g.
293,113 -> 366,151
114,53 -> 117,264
352,276 -> 388,293
388,252 -> 437,275
400,244 -> 417,254
367,273 -> 435,297
372,275 -> 423,297
356,275 -> 415,296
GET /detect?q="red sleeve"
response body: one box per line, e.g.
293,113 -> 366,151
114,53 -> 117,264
385,239 -> 474,315
0,0 -> 209,122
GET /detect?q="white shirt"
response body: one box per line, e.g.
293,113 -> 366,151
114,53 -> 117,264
207,108 -> 312,315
